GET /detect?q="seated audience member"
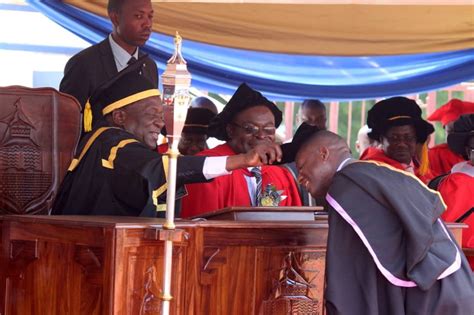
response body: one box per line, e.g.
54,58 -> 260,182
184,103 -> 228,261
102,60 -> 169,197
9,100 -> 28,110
296,131 -> 474,315
181,83 -> 302,218
437,114 -> 474,269
190,96 -> 218,115
158,97 -> 218,154
427,99 -> 474,177
299,99 -> 327,130
356,124 -> 379,158
361,97 -> 434,183
52,65 -> 282,217
178,107 -> 216,155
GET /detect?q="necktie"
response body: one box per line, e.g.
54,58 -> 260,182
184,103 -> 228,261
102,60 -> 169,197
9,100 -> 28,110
127,56 -> 137,65
251,167 -> 262,206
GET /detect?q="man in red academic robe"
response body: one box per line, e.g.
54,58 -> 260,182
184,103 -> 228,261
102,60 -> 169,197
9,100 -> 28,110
360,97 -> 435,183
437,114 -> 474,269
427,99 -> 474,177
181,83 -> 302,218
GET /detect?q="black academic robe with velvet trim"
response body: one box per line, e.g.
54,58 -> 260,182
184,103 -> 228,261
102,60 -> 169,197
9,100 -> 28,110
324,160 -> 474,315
52,127 -> 206,217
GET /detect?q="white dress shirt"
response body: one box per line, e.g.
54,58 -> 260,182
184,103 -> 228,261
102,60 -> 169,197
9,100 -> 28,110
108,34 -> 139,72
202,156 -> 232,180
244,167 -> 259,206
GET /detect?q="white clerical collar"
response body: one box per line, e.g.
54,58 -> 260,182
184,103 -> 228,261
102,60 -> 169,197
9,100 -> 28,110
336,157 -> 353,172
108,34 -> 139,72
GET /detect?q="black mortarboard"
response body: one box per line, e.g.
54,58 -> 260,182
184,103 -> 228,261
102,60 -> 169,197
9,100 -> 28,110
367,96 -> 434,143
182,107 -> 216,135
280,122 -> 321,164
207,83 -> 282,141
447,114 -> 474,156
84,56 -> 160,132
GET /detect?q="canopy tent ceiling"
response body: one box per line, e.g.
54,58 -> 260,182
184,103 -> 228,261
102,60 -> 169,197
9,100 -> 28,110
66,0 -> 474,56
26,0 -> 474,100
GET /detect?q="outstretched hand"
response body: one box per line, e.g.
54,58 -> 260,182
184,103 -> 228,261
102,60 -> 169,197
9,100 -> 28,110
225,142 -> 283,171
244,142 -> 283,166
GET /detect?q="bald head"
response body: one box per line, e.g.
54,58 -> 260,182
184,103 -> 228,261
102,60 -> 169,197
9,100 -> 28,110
296,131 -> 351,198
190,97 -> 218,115
300,131 -> 349,155
300,99 -> 327,130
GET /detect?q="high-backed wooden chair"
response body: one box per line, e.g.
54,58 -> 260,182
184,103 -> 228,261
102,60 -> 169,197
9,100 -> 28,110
0,86 -> 81,215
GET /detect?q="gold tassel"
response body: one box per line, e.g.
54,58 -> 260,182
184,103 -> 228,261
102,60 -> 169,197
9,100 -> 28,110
83,100 -> 92,132
418,142 -> 430,176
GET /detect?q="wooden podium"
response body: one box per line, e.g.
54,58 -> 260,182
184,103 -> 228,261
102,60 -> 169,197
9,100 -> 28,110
0,214 -> 328,315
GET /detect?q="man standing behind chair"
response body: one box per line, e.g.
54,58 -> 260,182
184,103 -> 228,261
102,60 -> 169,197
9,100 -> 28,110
59,0 -> 158,113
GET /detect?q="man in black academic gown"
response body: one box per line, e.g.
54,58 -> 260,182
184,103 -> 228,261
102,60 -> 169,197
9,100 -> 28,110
52,62 -> 282,217
295,131 -> 474,315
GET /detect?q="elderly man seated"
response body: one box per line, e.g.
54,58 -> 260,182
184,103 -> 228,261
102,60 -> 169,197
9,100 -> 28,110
361,96 -> 434,183
181,83 -> 302,217
52,64 -> 282,217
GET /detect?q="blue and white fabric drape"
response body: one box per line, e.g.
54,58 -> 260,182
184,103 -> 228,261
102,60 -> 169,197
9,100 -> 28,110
27,0 -> 474,101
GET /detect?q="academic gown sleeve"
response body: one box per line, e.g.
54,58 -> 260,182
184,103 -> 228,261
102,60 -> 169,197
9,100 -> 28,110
324,161 -> 474,315
180,143 -> 302,218
180,165 -> 302,218
428,144 -> 464,178
111,142 -> 207,217
52,128 -> 208,218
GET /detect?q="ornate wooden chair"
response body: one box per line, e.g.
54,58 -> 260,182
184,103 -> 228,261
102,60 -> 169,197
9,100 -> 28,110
0,86 -> 81,215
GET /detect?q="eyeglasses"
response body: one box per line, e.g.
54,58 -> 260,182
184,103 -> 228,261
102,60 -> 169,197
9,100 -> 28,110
385,135 -> 417,144
230,122 -> 276,136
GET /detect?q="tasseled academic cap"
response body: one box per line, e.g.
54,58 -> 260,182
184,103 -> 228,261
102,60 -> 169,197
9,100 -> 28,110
208,83 -> 282,140
427,98 -> 474,126
83,56 -> 160,132
368,97 -> 434,176
447,114 -> 474,156
367,96 -> 434,144
182,107 -> 216,135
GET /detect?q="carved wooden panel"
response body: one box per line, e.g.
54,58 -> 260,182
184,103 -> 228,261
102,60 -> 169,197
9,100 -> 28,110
75,245 -> 104,314
259,250 -> 326,315
0,218 -> 112,315
0,86 -> 81,215
121,245 -> 186,315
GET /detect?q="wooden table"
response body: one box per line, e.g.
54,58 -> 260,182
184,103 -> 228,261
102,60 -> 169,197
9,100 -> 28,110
0,215 -> 328,315
0,214 -> 466,315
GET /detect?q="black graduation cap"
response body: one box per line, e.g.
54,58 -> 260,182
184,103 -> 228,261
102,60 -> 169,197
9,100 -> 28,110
84,55 -> 160,132
182,107 -> 216,135
447,113 -> 474,156
280,122 -> 321,164
207,83 -> 282,141
367,96 -> 434,143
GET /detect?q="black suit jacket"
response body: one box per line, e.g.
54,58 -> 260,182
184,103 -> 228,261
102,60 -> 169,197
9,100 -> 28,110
59,38 -> 158,111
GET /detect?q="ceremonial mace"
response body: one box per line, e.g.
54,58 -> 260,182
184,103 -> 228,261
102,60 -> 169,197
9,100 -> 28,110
160,32 -> 192,315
